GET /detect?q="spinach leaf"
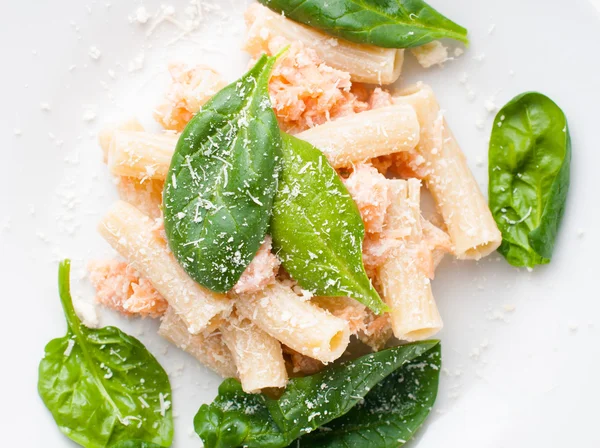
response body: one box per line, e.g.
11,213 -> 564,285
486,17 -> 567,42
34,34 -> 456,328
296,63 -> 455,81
271,133 -> 387,314
290,344 -> 441,447
258,0 -> 468,48
38,260 -> 174,448
163,54 -> 282,293
194,341 -> 440,448
110,442 -> 167,448
489,92 -> 571,268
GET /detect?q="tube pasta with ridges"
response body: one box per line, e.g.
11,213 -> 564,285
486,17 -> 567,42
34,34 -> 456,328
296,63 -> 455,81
244,4 -> 404,85
377,179 -> 443,342
233,282 -> 350,364
296,104 -> 420,168
105,105 -> 420,177
220,316 -> 288,393
98,201 -> 233,334
158,308 -> 237,378
108,131 -> 179,180
100,121 -> 164,219
393,84 -> 502,260
98,118 -> 144,163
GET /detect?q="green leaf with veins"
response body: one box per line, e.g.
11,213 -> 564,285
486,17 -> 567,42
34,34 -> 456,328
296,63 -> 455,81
38,260 -> 173,448
489,92 -> 571,268
194,341 -> 440,448
290,344 -> 441,447
163,54 -> 282,293
271,133 -> 387,314
258,0 -> 468,48
110,441 -> 167,448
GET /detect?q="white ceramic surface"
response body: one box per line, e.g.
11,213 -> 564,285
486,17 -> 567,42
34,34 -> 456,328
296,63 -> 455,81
2,0 -> 599,446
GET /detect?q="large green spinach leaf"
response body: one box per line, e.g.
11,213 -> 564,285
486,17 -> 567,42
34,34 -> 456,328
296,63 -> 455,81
290,344 -> 441,447
163,54 -> 282,293
489,92 -> 571,268
258,0 -> 468,48
194,341 -> 440,448
272,133 -> 387,314
38,260 -> 174,448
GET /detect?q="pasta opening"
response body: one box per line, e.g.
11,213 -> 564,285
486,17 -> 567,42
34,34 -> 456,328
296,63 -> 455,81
403,326 -> 442,342
460,239 -> 502,261
329,330 -> 345,351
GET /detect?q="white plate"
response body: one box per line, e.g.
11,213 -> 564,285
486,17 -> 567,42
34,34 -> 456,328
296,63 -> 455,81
2,0 -> 599,446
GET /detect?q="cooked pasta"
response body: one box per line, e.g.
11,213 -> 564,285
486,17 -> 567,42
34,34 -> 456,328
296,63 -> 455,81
233,282 -> 350,364
393,84 -> 502,260
220,316 -> 288,393
244,4 -> 404,85
297,104 -> 420,168
98,118 -> 144,163
159,307 -> 237,378
108,131 -> 178,181
98,201 -> 232,334
377,179 -> 443,341
104,104 -> 420,177
90,8 -> 506,393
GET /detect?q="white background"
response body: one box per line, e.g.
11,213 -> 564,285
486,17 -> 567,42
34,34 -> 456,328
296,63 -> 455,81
1,0 -> 599,446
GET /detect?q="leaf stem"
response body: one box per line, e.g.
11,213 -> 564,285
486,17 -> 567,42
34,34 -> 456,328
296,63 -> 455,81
273,44 -> 290,61
58,259 -> 81,331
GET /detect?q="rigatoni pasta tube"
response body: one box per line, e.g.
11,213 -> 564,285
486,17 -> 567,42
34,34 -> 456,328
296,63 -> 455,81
98,118 -> 144,163
378,179 -> 443,342
98,201 -> 232,334
244,4 -> 404,85
393,84 -> 502,260
107,104 -> 420,176
220,317 -> 288,393
296,104 -> 420,168
159,308 -> 237,378
108,131 -> 179,180
100,121 -> 164,219
233,282 -> 350,364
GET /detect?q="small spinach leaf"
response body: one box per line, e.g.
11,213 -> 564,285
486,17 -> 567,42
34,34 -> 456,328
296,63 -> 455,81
258,0 -> 468,48
194,341 -> 440,448
489,92 -> 571,268
163,54 -> 282,293
195,381 -> 285,448
38,260 -> 174,448
271,133 -> 387,314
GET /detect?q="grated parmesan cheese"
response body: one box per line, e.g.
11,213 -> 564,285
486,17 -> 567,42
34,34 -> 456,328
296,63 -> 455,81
158,392 -> 171,417
64,338 -> 76,357
73,299 -> 100,328
411,41 -> 450,68
484,97 -> 498,113
82,109 -> 96,122
88,46 -> 102,60
128,52 -> 145,72
129,6 -> 151,24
